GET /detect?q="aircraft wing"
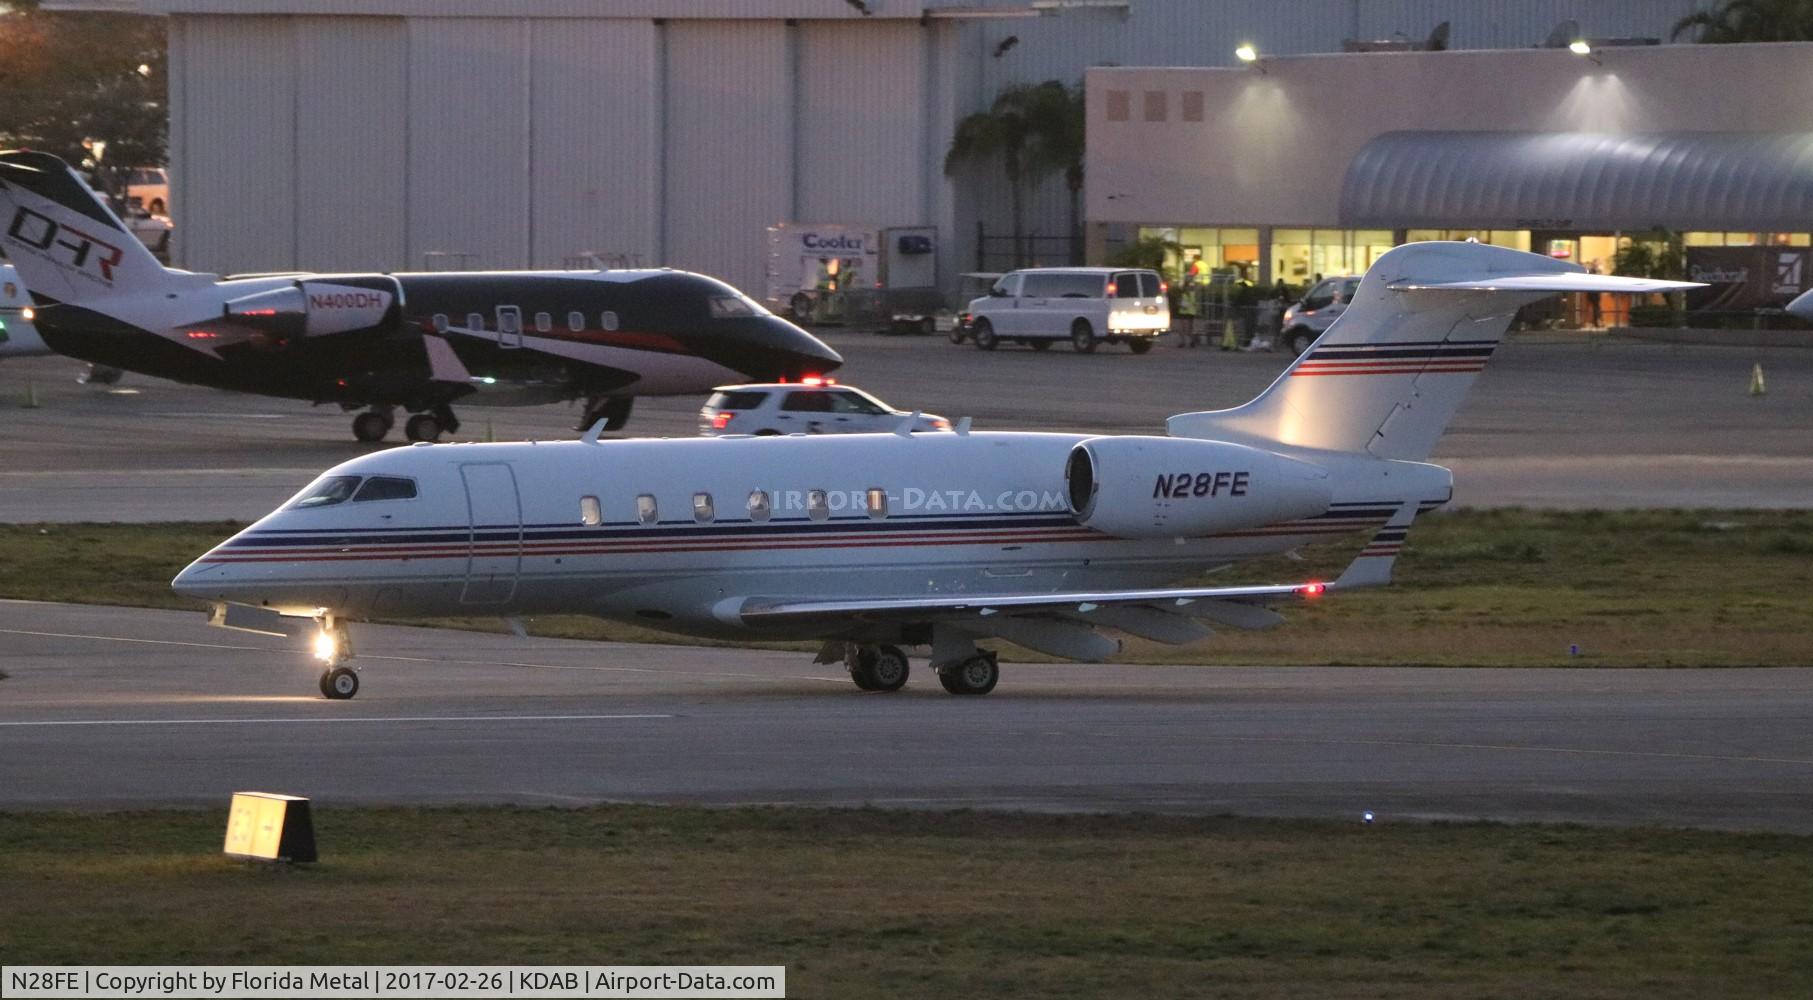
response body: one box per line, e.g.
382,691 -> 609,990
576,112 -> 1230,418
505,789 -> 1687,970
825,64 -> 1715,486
736,581 -> 1322,627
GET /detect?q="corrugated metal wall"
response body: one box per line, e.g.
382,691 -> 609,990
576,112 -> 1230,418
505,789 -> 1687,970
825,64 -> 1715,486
294,17 -> 406,271
170,15 -> 297,272
663,20 -> 793,293
797,20 -> 926,226
406,19 -> 531,271
528,19 -> 661,270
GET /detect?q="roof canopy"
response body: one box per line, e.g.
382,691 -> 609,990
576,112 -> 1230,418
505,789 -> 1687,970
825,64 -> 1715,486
1340,131 -> 1813,232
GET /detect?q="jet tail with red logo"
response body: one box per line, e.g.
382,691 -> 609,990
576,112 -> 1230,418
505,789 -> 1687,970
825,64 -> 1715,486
0,150 -> 182,306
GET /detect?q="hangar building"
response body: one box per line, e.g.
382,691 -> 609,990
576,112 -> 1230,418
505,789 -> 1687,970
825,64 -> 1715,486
149,0 -> 1712,295
1085,41 -> 1813,308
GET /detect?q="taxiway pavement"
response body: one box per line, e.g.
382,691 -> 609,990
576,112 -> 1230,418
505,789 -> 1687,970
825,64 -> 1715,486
3,600 -> 1809,831
1,335 -> 1809,521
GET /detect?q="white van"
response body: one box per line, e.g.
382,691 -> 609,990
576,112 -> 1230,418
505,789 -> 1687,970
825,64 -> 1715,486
961,267 -> 1169,354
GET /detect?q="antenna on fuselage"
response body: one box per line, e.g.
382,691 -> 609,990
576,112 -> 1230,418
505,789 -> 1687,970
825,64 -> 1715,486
581,418 -> 608,444
954,416 -> 972,436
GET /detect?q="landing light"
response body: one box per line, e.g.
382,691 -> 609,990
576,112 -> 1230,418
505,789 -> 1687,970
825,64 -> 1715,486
312,631 -> 339,663
21,307 -> 33,321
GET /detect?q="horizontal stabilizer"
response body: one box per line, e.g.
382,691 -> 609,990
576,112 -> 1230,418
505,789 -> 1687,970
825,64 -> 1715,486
1388,273 -> 1700,293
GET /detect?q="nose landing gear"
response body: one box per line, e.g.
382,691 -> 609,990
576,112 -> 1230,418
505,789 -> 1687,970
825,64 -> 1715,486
351,407 -> 394,442
313,617 -> 359,699
576,396 -> 634,433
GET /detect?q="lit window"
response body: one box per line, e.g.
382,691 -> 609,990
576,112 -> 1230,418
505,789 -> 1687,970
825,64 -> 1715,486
466,312 -> 484,331
807,489 -> 829,521
693,492 -> 714,523
580,495 -> 602,526
865,488 -> 888,519
568,311 -> 584,332
636,494 -> 658,525
747,489 -> 771,522
534,312 -> 552,333
601,310 -> 620,331
432,313 -> 449,333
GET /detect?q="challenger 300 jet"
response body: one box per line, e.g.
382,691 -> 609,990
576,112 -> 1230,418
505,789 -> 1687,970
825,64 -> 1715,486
173,240 -> 1699,700
0,151 -> 841,441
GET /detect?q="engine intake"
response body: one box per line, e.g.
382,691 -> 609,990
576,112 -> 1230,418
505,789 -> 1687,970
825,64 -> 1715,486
1066,436 -> 1332,539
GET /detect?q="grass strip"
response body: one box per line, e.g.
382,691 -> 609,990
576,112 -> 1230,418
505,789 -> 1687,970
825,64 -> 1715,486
1,508 -> 1808,667
2,806 -> 1810,998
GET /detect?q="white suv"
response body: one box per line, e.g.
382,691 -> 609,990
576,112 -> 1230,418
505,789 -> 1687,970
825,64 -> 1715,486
961,267 -> 1168,353
1280,275 -> 1361,356
700,380 -> 952,436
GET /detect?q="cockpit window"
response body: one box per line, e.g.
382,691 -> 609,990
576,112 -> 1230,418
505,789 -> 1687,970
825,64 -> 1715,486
353,476 -> 418,502
288,475 -> 362,509
708,295 -> 758,319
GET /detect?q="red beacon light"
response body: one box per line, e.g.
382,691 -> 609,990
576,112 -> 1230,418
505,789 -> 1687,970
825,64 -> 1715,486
1301,582 -> 1326,597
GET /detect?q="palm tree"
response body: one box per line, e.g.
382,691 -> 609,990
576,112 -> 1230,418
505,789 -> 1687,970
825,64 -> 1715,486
946,79 -> 1087,267
1019,80 -> 1086,265
1672,0 -> 1813,42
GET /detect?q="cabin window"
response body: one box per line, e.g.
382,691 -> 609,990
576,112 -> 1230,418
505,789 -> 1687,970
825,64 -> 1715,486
601,310 -> 620,331
807,489 -> 829,521
636,493 -> 658,525
579,495 -> 602,526
431,313 -> 449,334
567,310 -> 585,332
466,312 -> 484,331
353,476 -> 418,502
534,312 -> 552,333
866,488 -> 888,519
693,492 -> 715,523
747,489 -> 771,522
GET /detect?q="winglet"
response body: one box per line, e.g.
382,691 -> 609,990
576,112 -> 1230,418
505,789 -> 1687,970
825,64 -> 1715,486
581,418 -> 608,444
1334,501 -> 1418,589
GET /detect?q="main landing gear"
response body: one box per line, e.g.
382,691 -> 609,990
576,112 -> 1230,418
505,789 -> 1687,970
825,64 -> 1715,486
576,396 -> 634,433
313,617 -> 359,700
846,643 -> 911,692
832,634 -> 1001,695
349,404 -> 461,443
930,628 -> 999,695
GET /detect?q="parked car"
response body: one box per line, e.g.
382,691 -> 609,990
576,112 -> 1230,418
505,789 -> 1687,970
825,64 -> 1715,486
125,166 -> 168,216
960,267 -> 1168,353
1280,275 -> 1360,356
700,379 -> 951,436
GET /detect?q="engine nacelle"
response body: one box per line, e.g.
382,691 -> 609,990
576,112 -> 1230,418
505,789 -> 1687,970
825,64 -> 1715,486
223,275 -> 403,339
1065,435 -> 1333,539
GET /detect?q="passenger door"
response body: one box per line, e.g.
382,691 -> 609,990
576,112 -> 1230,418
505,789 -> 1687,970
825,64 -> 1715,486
495,305 -> 523,349
459,463 -> 522,605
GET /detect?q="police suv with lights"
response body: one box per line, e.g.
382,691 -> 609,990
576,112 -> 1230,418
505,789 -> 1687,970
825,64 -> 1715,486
699,379 -> 952,436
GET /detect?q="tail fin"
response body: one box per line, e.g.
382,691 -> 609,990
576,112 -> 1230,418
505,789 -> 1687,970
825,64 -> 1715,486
1168,242 -> 1699,460
0,151 -> 174,305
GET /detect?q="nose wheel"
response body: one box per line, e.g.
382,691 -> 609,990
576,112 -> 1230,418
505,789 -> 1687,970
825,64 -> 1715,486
319,667 -> 359,699
313,618 -> 359,699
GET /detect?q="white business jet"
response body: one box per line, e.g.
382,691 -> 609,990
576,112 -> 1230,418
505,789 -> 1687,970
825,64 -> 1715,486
174,242 -> 1697,699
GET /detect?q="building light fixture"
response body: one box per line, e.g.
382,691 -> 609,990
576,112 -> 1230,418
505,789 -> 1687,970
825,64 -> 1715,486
1235,42 -> 1266,74
1568,39 -> 1602,65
